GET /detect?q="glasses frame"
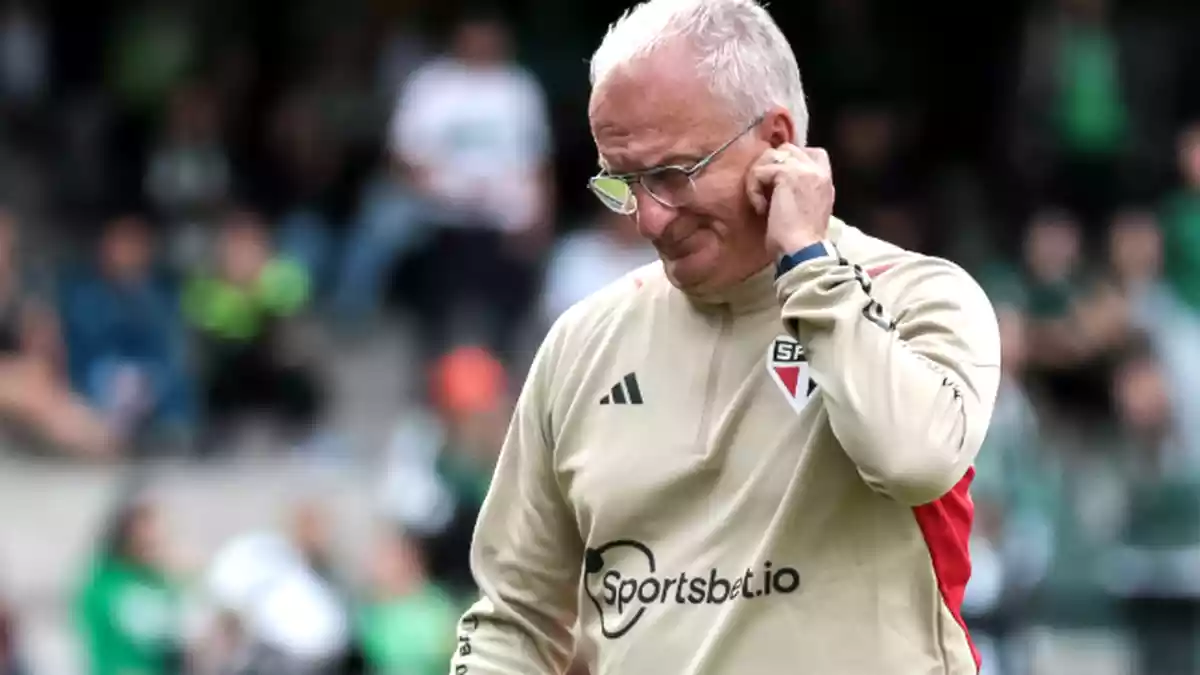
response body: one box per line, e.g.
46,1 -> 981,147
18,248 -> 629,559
588,113 -> 766,215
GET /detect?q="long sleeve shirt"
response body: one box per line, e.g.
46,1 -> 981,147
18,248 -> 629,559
451,217 -> 1002,675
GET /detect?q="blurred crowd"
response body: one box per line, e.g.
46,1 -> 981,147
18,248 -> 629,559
0,0 -> 1197,672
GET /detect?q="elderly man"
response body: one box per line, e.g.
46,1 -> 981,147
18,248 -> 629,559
450,0 -> 1001,673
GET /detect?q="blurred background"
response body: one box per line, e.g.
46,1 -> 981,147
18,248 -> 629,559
0,0 -> 1197,673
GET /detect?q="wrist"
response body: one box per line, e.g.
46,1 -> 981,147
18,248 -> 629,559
776,240 -> 835,278
774,231 -> 824,256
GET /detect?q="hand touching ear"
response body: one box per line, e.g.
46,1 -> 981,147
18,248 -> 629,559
746,145 -> 835,256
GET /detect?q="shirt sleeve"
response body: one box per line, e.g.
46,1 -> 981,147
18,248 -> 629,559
775,241 -> 1002,506
451,319 -> 582,675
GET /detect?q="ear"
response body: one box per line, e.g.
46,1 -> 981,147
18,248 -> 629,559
760,106 -> 796,148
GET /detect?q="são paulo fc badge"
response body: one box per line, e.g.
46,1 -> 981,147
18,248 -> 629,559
767,335 -> 815,413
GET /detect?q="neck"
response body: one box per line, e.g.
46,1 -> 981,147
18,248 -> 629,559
683,256 -> 777,315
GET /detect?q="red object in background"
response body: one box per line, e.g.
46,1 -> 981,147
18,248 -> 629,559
432,346 -> 508,417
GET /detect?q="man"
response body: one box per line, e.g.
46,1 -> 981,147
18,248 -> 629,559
335,11 -> 553,362
451,0 -> 1001,673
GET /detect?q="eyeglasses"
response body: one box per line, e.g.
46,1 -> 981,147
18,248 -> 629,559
588,114 -> 766,215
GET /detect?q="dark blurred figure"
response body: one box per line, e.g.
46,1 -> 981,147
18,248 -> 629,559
0,0 -> 48,149
1105,339 -> 1200,675
183,209 -> 323,452
1018,208 -> 1109,423
829,103 -> 921,231
355,529 -> 458,675
102,0 -> 200,207
0,210 -> 116,458
0,589 -> 27,675
264,91 -> 354,296
420,346 -> 509,595
333,11 -> 553,363
59,214 -> 194,451
75,499 -> 183,675
144,81 -> 233,269
1010,0 -> 1178,231
380,345 -> 509,596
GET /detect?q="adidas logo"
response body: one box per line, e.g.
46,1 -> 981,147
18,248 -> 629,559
599,373 -> 644,405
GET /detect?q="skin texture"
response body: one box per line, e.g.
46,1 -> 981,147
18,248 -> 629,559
588,43 -> 834,296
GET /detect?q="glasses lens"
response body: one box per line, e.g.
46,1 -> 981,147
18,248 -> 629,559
642,168 -> 693,208
590,176 -> 635,213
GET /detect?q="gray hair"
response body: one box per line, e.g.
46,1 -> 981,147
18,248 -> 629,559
589,0 -> 809,145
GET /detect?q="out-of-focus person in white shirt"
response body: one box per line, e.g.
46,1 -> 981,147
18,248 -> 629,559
333,11 -> 554,363
539,208 -> 657,326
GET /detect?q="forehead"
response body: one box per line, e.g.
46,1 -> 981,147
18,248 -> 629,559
589,54 -> 733,171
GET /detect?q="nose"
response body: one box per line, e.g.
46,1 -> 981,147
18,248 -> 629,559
634,189 -> 677,240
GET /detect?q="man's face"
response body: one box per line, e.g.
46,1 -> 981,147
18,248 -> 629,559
589,50 -> 781,294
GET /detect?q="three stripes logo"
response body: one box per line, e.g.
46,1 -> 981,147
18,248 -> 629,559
600,373 -> 644,405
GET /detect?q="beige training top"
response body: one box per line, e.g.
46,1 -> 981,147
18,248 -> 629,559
451,217 -> 1002,675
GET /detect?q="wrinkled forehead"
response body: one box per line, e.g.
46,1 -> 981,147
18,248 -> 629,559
589,58 -> 734,173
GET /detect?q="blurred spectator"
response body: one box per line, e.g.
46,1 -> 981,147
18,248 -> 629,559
334,11 -> 553,363
539,208 -> 656,326
1019,207 -> 1115,422
104,0 -> 196,119
829,103 -> 920,228
59,214 -> 194,450
182,209 -> 323,452
379,345 -> 509,596
267,91 -> 353,295
1010,0 -> 1176,228
144,82 -> 233,268
355,529 -> 458,675
103,0 -> 200,205
0,211 -> 116,458
965,306 -> 1056,675
1094,208 -> 1200,463
202,529 -> 354,675
1159,122 -> 1200,313
307,25 -> 383,159
0,0 -> 47,121
75,499 -> 183,675
1103,338 -> 1200,675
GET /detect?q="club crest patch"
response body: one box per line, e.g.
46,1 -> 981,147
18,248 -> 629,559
767,335 -> 815,413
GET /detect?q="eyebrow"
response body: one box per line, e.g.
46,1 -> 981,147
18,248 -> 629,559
599,152 -> 703,176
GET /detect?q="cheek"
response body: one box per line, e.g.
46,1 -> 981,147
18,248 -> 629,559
690,186 -> 748,225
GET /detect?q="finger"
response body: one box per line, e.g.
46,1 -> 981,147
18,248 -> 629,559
747,162 -> 798,215
777,143 -> 807,159
753,147 -> 787,169
745,163 -> 770,214
746,161 -> 787,215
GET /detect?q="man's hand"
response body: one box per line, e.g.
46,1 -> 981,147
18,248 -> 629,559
746,144 -> 836,256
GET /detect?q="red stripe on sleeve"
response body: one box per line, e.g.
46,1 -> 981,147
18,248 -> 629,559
911,467 -> 981,672
865,263 -> 895,279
